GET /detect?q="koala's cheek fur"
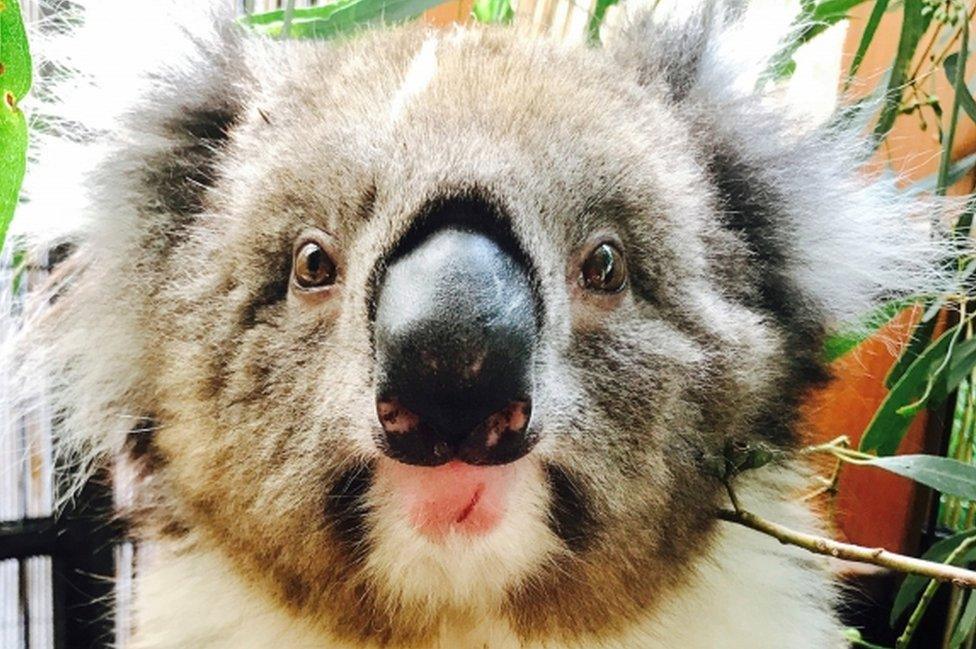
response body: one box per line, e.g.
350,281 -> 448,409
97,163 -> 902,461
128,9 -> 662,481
16,1 -> 954,647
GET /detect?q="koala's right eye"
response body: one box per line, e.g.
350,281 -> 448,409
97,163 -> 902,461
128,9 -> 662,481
293,240 -> 337,289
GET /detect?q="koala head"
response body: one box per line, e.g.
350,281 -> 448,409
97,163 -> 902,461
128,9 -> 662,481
22,1 -> 946,646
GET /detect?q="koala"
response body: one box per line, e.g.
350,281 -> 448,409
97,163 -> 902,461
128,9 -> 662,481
14,1 -> 952,648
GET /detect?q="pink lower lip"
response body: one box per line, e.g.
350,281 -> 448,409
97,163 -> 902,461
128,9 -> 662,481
380,459 -> 517,539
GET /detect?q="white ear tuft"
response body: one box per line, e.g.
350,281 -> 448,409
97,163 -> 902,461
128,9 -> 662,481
609,0 -> 958,328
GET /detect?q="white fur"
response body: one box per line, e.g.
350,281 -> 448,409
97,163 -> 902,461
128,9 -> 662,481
389,35 -> 440,122
128,469 -> 844,648
610,0 -> 955,327
367,459 -> 558,611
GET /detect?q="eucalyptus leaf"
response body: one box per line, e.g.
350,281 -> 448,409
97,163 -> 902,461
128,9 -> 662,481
937,16 -> 971,196
895,335 -> 976,415
862,454 -> 976,500
768,0 -> 872,80
891,529 -> 976,625
812,0 -> 873,19
243,0 -> 450,39
242,4 -> 341,26
586,0 -> 620,45
956,194 -> 976,242
920,296 -> 945,323
0,106 -> 26,246
823,299 -> 913,362
860,325 -> 961,455
944,52 -> 976,123
951,590 -> 976,648
847,0 -> 889,84
936,338 -> 976,404
885,308 -> 938,389
873,0 -> 932,141
1,0 -> 31,100
829,72 -> 891,133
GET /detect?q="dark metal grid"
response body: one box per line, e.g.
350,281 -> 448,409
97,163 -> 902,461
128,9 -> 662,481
0,469 -> 120,649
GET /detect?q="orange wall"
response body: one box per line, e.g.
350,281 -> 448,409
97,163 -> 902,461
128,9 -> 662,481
423,0 -> 472,26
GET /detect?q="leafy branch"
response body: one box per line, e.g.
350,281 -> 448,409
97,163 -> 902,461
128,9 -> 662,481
719,434 -> 976,647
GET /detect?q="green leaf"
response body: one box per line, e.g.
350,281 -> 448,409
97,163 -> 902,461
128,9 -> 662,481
944,52 -> 976,123
951,590 -> 976,648
873,0 -> 933,142
768,0 -> 873,80
243,0 -> 450,39
885,310 -> 938,388
586,0 -> 620,45
936,337 -> 976,403
860,325 -> 962,455
242,4 -> 341,26
862,454 -> 976,500
829,73 -> 891,132
846,0 -> 889,85
0,0 -> 30,252
955,193 -> 976,241
823,299 -> 912,362
1,0 -> 32,101
0,104 -> 25,247
892,529 -> 976,625
937,17 -> 970,196
472,0 -> 513,24
811,0 -> 873,20
895,335 -> 976,415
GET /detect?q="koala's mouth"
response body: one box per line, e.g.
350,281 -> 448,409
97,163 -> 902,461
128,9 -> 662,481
378,458 -> 522,539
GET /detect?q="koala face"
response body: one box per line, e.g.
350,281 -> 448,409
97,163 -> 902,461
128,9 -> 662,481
145,26 -> 792,640
28,3 -> 946,647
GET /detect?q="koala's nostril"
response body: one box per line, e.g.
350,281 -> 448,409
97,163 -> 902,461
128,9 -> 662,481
376,398 -> 421,435
375,396 -> 533,466
464,399 -> 533,464
372,220 -> 537,467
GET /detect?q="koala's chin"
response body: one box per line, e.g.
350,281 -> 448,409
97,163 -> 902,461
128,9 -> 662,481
22,1 -> 950,648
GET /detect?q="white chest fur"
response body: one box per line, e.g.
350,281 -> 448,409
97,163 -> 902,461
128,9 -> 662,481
128,475 -> 846,649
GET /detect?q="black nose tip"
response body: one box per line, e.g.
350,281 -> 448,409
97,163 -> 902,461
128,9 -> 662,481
372,224 -> 537,466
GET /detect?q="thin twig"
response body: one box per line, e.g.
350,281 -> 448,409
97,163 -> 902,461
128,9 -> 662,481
718,508 -> 976,589
929,2 -> 976,75
896,536 -> 976,649
909,19 -> 946,81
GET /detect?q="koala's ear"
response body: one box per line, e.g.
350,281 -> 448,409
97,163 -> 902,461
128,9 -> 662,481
604,1 -> 771,103
606,2 -> 954,332
108,2 -> 252,221
604,3 -> 718,102
14,1 -> 255,482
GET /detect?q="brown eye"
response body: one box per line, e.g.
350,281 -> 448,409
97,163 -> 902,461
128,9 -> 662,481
580,242 -> 627,293
293,241 -> 337,289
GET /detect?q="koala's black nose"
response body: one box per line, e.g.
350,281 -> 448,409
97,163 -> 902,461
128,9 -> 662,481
373,223 -> 536,467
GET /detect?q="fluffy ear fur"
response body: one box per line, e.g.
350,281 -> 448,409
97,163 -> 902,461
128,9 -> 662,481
606,1 -> 956,329
9,0 -> 252,488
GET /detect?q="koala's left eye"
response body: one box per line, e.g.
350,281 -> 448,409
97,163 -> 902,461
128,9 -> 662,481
580,242 -> 627,293
293,241 -> 337,289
